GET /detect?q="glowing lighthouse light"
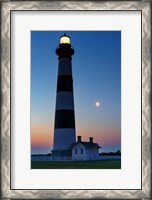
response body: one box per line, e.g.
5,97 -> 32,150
60,34 -> 70,44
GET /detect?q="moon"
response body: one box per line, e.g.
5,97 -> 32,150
95,101 -> 100,107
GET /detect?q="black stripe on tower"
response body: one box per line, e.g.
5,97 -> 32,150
57,75 -> 73,92
55,109 -> 75,129
56,44 -> 74,59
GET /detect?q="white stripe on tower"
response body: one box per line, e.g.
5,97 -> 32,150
53,129 -> 76,150
53,34 -> 76,151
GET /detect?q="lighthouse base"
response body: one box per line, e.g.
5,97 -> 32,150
51,149 -> 72,157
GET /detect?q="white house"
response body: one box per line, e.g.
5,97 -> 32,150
70,136 -> 101,160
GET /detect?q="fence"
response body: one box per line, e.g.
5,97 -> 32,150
100,155 -> 121,160
31,155 -> 72,161
31,155 -> 121,161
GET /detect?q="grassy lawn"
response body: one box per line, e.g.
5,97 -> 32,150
31,160 -> 121,169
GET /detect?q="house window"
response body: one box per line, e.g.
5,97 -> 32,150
75,148 -> 77,155
81,148 -> 83,154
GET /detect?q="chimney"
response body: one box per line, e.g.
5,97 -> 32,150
77,136 -> 81,142
89,137 -> 93,143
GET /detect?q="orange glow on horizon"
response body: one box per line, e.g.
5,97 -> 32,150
76,126 -> 120,145
31,124 -> 53,147
31,122 -> 120,148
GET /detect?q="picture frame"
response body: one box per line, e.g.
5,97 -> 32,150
1,0 -> 151,199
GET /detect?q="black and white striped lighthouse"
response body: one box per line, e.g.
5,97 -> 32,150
52,34 -> 76,157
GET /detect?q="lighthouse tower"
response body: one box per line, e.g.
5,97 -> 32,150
52,34 -> 76,157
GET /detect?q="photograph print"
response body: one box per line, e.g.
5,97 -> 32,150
31,31 -> 121,169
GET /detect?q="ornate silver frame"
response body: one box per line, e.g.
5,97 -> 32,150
1,1 -> 151,199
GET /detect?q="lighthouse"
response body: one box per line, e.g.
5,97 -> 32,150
52,34 -> 76,157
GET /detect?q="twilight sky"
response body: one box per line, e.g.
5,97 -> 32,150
31,31 -> 121,154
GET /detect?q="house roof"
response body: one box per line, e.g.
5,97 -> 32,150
70,141 -> 101,149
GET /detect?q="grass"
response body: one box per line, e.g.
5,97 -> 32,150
31,160 -> 121,169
